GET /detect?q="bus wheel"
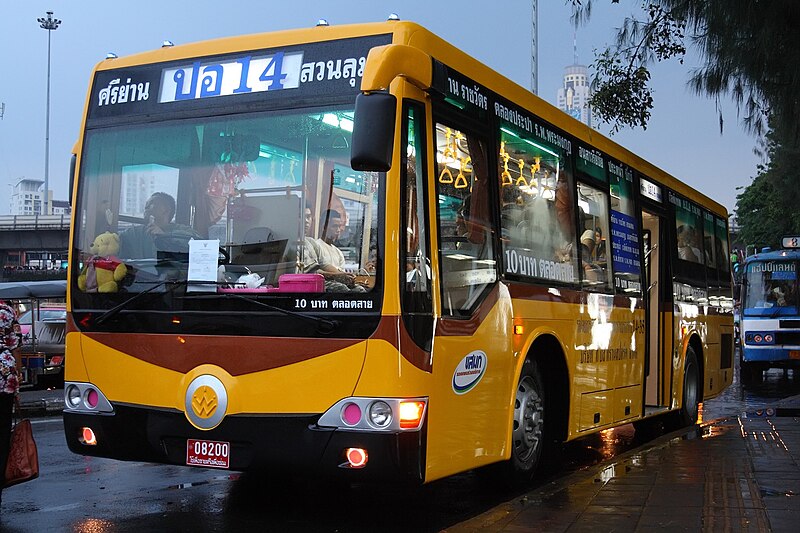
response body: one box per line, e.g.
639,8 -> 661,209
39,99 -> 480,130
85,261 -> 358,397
675,347 -> 700,427
510,359 -> 545,481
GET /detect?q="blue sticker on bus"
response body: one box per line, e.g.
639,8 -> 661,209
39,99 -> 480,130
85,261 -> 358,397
452,350 -> 487,395
610,210 -> 641,275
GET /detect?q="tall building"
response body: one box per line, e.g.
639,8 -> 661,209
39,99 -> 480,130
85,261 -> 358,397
10,178 -> 46,215
9,177 -> 70,216
556,63 -> 592,127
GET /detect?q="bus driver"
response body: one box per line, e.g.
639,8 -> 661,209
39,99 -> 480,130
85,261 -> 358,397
119,192 -> 197,259
304,209 -> 365,292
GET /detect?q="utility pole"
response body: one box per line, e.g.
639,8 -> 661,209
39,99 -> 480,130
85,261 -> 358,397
38,11 -> 61,215
531,0 -> 538,94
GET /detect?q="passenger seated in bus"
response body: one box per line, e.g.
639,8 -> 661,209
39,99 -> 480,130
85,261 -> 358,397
580,229 -> 603,283
119,192 -> 198,260
452,195 -> 483,256
767,283 -> 789,307
517,194 -> 554,259
677,225 -> 701,262
303,209 -> 366,293
500,186 -> 523,240
593,227 -> 607,263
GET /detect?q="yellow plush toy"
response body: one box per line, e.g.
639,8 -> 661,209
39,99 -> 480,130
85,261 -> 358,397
78,232 -> 128,293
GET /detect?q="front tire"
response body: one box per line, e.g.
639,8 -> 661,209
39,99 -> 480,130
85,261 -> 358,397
478,358 -> 550,488
509,358 -> 546,482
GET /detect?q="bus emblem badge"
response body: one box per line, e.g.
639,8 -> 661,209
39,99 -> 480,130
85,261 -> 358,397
452,350 -> 488,395
185,375 -> 228,430
192,386 -> 218,418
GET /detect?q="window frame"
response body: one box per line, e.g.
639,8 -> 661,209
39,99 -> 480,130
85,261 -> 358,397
431,106 -> 499,319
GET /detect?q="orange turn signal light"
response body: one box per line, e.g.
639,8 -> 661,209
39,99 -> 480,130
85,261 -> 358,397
399,401 -> 426,429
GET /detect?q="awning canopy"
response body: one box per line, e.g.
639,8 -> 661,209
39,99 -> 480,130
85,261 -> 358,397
0,280 -> 67,300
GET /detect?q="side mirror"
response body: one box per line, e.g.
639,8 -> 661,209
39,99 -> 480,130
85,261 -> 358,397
351,92 -> 396,172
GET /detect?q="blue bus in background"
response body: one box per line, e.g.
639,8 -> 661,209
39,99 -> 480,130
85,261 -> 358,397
739,237 -> 800,382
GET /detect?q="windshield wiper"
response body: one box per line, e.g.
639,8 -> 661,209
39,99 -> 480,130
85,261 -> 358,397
219,292 -> 339,335
94,279 -> 193,325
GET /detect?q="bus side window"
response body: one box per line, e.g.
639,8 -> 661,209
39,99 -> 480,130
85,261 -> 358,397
577,182 -> 613,292
497,126 -> 578,285
435,123 -> 497,317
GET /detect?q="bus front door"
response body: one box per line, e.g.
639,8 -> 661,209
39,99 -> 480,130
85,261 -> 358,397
642,210 -> 669,413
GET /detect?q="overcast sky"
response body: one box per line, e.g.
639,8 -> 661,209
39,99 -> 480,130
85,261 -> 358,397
0,0 -> 759,214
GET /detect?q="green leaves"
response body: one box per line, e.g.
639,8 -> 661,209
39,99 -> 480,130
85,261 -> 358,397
735,126 -> 800,248
581,1 -> 686,133
589,51 -> 653,133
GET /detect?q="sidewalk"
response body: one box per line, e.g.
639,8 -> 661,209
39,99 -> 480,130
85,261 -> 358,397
449,395 -> 800,532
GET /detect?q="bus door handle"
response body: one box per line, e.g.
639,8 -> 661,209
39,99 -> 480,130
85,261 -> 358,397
647,280 -> 658,294
644,242 -> 658,260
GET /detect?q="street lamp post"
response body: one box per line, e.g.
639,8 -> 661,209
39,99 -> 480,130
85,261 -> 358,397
38,11 -> 61,216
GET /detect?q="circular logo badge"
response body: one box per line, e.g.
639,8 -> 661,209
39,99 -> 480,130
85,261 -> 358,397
185,375 -> 228,430
452,350 -> 487,395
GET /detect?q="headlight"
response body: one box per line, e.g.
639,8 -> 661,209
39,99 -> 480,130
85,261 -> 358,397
368,401 -> 392,428
66,385 -> 81,407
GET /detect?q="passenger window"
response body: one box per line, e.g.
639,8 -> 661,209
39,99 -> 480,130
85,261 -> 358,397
402,105 -> 432,312
608,167 -> 642,294
671,194 -> 704,265
577,182 -> 612,291
703,211 -> 717,268
497,126 -> 577,284
435,123 -> 497,316
715,216 -> 730,274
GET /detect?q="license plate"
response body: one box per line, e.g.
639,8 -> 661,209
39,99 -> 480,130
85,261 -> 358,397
186,439 -> 230,469
790,351 -> 800,360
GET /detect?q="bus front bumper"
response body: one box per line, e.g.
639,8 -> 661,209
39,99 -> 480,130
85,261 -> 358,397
63,405 -> 426,484
742,346 -> 800,364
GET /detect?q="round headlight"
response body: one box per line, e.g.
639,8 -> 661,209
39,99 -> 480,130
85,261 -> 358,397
66,385 -> 81,407
369,401 -> 392,428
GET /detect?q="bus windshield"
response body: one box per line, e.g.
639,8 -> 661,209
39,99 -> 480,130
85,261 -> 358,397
73,106 -> 381,298
743,260 -> 798,315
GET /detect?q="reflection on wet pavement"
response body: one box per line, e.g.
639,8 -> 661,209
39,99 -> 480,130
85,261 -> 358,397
700,362 -> 800,422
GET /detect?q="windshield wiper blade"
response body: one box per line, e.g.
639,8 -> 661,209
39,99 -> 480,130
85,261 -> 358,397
94,279 -> 192,325
220,292 -> 339,334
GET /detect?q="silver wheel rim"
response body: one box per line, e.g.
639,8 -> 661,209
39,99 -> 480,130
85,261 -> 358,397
513,375 -> 544,462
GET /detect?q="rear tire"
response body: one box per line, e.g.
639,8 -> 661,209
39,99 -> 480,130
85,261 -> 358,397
675,347 -> 700,427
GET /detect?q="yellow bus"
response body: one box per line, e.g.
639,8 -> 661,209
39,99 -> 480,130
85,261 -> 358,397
64,20 -> 734,484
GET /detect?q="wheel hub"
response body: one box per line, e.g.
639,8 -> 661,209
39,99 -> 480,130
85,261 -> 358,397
513,376 -> 543,461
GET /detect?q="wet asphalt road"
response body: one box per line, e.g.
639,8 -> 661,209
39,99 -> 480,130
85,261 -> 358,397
2,362 -> 799,532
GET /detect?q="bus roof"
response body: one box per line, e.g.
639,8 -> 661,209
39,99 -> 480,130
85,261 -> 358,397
89,20 -> 727,219
743,249 -> 800,264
